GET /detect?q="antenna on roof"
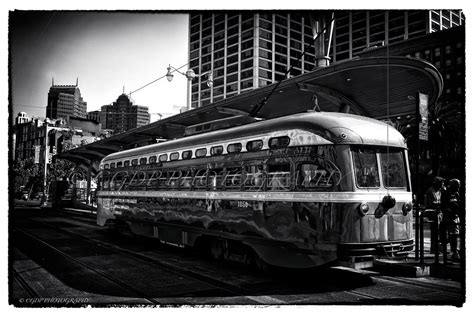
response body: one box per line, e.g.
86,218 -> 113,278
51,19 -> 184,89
76,77 -> 79,86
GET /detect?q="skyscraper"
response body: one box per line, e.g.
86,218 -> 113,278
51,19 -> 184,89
188,10 -> 464,109
188,12 -> 318,109
329,10 -> 464,62
46,78 -> 88,120
100,94 -> 150,134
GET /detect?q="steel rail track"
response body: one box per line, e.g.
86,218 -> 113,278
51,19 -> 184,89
18,214 -> 463,305
26,218 -> 272,298
11,267 -> 41,299
13,228 -> 162,305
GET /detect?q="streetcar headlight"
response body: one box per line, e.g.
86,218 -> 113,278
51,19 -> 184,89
358,202 -> 370,216
402,201 -> 413,216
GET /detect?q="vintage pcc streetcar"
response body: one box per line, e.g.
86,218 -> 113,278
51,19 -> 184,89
97,111 -> 414,268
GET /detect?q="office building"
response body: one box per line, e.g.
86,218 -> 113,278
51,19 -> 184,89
100,94 -> 150,134
46,78 -> 88,120
188,10 -> 464,108
87,110 -> 100,123
15,112 -> 31,125
188,12 -> 319,109
329,10 -> 464,62
12,114 -> 103,162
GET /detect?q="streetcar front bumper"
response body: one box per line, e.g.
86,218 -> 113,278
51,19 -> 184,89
337,239 -> 415,262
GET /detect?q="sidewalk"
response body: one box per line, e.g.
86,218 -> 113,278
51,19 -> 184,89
373,223 -> 463,280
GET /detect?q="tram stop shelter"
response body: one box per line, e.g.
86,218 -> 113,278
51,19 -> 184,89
56,56 -> 443,198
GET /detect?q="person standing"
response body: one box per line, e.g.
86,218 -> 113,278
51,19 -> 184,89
441,178 -> 461,262
424,177 -> 444,253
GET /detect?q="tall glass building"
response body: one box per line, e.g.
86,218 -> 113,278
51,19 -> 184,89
188,10 -> 464,109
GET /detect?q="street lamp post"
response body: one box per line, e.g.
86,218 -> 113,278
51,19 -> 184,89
166,65 -> 213,111
41,122 -> 69,207
42,122 -> 49,206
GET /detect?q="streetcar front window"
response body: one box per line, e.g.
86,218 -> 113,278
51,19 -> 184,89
352,148 -> 380,188
380,150 -> 407,188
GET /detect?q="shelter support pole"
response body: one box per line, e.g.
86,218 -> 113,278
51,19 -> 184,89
86,163 -> 92,206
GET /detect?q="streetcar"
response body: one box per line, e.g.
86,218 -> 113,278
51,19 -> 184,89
96,111 -> 414,269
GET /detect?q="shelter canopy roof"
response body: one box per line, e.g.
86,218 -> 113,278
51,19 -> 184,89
57,56 -> 443,172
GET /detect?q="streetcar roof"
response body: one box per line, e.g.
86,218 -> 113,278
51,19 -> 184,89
102,112 -> 406,162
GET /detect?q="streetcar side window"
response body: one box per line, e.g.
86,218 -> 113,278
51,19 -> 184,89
244,165 -> 265,190
111,172 -> 125,191
147,170 -> 160,190
102,173 -> 110,190
110,163 -> 115,169
208,168 -> 225,190
210,145 -> 224,156
130,171 -> 147,191
225,166 -> 243,189
246,140 -> 263,152
352,148 -> 380,188
139,157 -> 147,165
170,152 -> 179,161
104,164 -> 109,170
195,148 -> 207,158
182,150 -> 192,160
158,170 -> 169,189
380,150 -> 408,189
168,170 -> 181,189
269,136 -> 290,149
297,163 -> 334,190
267,163 -> 291,191
159,154 -> 168,162
131,159 -> 138,166
149,156 -> 157,164
117,161 -> 123,168
193,167 -> 208,190
124,160 -> 130,167
180,169 -> 193,190
227,143 -> 242,153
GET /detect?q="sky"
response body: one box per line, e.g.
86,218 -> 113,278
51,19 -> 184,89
10,11 -> 190,123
